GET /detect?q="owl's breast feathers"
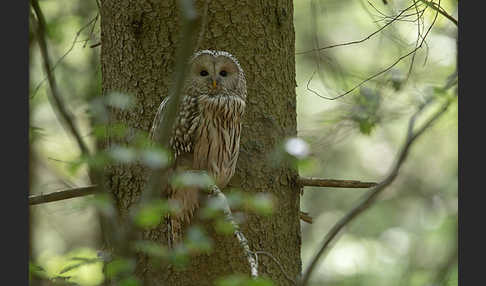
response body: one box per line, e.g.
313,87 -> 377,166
192,93 -> 245,188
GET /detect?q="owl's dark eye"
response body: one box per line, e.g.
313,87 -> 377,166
219,70 -> 228,77
200,70 -> 209,76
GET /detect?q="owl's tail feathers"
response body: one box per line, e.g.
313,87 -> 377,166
168,216 -> 183,248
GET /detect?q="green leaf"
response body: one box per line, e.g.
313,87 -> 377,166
185,226 -> 213,253
29,261 -> 47,279
109,146 -> 137,163
134,199 -> 169,228
92,124 -> 128,139
105,259 -> 135,279
246,193 -> 275,216
168,245 -> 190,268
170,171 -> 214,189
139,147 -> 170,168
90,193 -> 117,217
133,240 -> 168,259
214,219 -> 235,235
200,196 -> 227,219
119,276 -> 141,286
359,120 -> 375,135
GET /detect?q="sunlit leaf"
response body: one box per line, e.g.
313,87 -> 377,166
284,137 -> 310,159
105,92 -> 136,110
59,257 -> 100,274
246,193 -> 275,216
29,261 -> 47,279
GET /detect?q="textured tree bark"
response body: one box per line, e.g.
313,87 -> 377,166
101,0 -> 301,284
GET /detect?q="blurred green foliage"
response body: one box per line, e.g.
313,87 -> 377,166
29,0 -> 457,285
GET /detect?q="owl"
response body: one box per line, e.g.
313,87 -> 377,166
150,50 -> 247,246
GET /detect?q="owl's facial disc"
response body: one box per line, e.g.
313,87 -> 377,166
191,53 -> 240,96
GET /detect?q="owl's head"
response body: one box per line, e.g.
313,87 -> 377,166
188,50 -> 246,99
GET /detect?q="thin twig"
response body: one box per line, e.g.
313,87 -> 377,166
31,0 -> 91,157
299,211 -> 313,224
418,0 -> 458,26
83,13 -> 99,48
295,2 -> 419,55
300,95 -> 455,286
254,251 -> 296,285
306,0 -> 441,101
31,13 -> 99,98
406,0 -> 425,82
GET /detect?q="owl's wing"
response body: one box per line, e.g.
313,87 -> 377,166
150,94 -> 200,159
149,96 -> 171,143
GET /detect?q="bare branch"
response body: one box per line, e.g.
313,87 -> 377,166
31,12 -> 99,98
31,0 -> 91,157
296,2 -> 419,55
300,96 -> 455,285
418,0 -> 458,26
298,177 -> 377,189
29,186 -> 97,205
306,0 -> 441,101
299,211 -> 313,224
28,175 -> 378,206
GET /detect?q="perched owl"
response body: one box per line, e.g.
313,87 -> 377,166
150,50 -> 247,245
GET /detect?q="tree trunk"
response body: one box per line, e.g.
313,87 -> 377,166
101,0 -> 301,284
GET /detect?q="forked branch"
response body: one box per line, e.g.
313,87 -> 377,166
300,93 -> 456,285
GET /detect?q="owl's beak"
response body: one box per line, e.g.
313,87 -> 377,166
212,80 -> 217,89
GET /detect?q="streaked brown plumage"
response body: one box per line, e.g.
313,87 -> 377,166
150,50 -> 246,245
